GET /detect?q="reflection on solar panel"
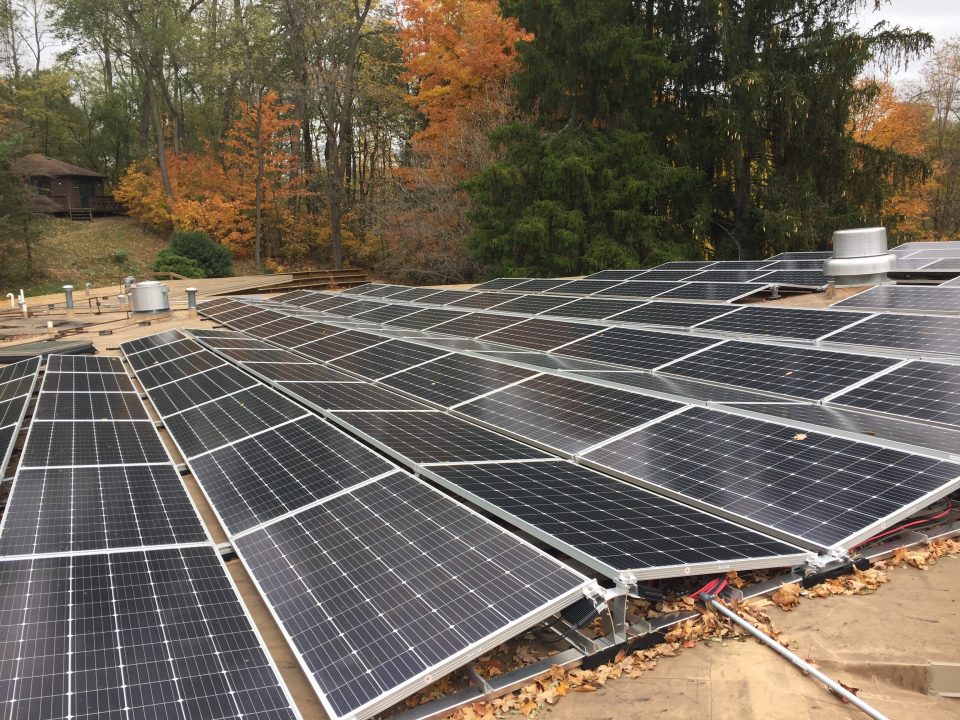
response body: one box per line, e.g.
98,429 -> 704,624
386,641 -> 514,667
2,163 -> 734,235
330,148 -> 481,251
457,374 -> 682,455
582,269 -> 645,280
942,276 -> 960,287
419,289 -> 479,305
297,330 -> 387,362
423,461 -> 806,581
768,251 -> 834,260
610,301 -> 740,328
555,327 -> 720,369
22,420 -> 170,467
136,352 -> 225,388
118,328 -> 185,354
352,304 -> 422,324
920,258 -> 960,270
582,406 -> 960,550
43,371 -> 134,393
832,286 -> 960,314
33,390 -> 148,420
189,415 -> 395,534
545,279 -> 622,295
696,306 -> 870,340
332,410 -> 550,464
329,339 -> 448,379
125,338 -> 205,369
597,280 -> 683,297
47,355 -> 123,372
427,312 -> 524,337
628,270 -> 699,281
684,270 -> 770,283
302,295 -> 358,311
573,370 -> 790,403
381,354 -> 535,407
661,340 -> 898,400
0,357 -> 40,477
336,299 -> 388,317
829,360 -> 960,428
658,282 -> 768,301
234,473 -> 586,720
0,465 -> 207,555
388,287 -> 444,302
653,261 -> 716,270
706,260 -> 774,270
759,271 -> 829,286
280,381 -> 425,411
823,313 -> 960,356
488,294 -> 576,314
509,279 -> 572,292
363,284 -> 410,297
471,277 -> 531,290
763,260 -> 826,270
245,316 -> 305,338
384,307 -> 467,330
163,385 -> 307,458
146,364 -> 260,415
448,292 -> 519,309
218,347 -> 308,363
476,351 -> 619,372
480,318 -> 603,351
541,298 -> 643,320
0,547 -> 298,720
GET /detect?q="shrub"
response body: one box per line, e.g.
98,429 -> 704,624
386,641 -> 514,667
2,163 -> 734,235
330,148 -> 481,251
169,229 -> 233,277
153,248 -> 206,279
111,250 -> 129,265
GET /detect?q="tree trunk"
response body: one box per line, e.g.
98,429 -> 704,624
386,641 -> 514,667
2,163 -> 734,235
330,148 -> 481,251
254,93 -> 265,269
147,75 -> 175,214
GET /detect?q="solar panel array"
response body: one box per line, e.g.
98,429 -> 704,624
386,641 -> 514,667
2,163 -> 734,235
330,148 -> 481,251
831,285 -> 960,315
0,357 -> 40,478
121,333 -> 593,720
0,352 -> 299,720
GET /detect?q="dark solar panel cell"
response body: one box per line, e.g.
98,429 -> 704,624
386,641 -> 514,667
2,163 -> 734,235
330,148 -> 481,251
426,461 -> 803,577
34,391 -> 148,420
381,354 -> 536,407
329,340 -> 449,379
243,362 -> 356,382
763,260 -> 826,270
471,278 -> 531,290
582,270 -> 646,280
480,318 -> 604,351
658,282 -> 768,301
145,365 -> 259,416
352,304 -> 423,324
457,374 -> 682,454
427,312 -> 524,338
218,347 -> 307,363
42,372 -> 132,393
297,330 -> 388,361
268,322 -> 347,347
696,306 -> 870,340
574,370 -> 788,403
610,302 -> 741,328
384,308 -> 468,330
336,299 -> 389,317
582,406 -> 960,549
597,281 -> 684,298
302,295 -> 359,311
760,271 -> 829,286
705,261 -> 775,270
417,290 -> 480,305
509,279 -> 572,292
545,279 -> 623,295
388,287 -> 445,301
244,316 -> 305,338
541,298 -> 643,320
46,355 -> 124,373
120,329 -> 185,354
628,270 -> 699,281
489,295 -> 577,314
333,410 -> 550,463
832,286 -> 960,314
189,415 -> 394,534
653,261 -> 716,270
280,381 -> 425,411
662,340 -> 899,400
0,465 -> 207,554
235,474 -> 584,720
136,351 -> 225,388
448,292 -> 520,309
556,327 -> 720,369
22,421 -> 169,467
682,270 -> 768,283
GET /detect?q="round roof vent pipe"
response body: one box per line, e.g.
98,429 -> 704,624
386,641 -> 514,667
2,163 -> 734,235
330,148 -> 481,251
823,227 -> 896,287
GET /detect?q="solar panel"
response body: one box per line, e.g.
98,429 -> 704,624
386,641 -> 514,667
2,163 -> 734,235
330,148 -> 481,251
476,351 -> 621,372
336,299 -> 389,317
119,329 -> 188,355
0,547 -> 298,720
218,347 -> 308,363
332,410 -> 550,464
232,309 -> 285,330
540,298 -> 643,320
822,313 -> 960,356
380,354 -> 536,407
351,304 -> 423,324
329,340 -> 449,379
479,318 -> 604,351
555,327 -> 721,370
279,381 -> 426,411
187,327 -> 251,340
341,283 -> 378,294
0,374 -> 36,402
507,279 -> 572,292
244,316 -> 307,338
456,374 -> 682,455
596,280 -> 684,298
125,338 -> 207,370
828,361 -> 960,428
629,270 -> 700,281
942,276 -> 960,287
188,415 -> 395,534
162,386 -> 308,458
42,371 -> 133,393
447,292 -> 519,309
302,295 -> 359,311
661,340 -> 899,400
199,336 -> 278,349
657,282 -> 768,301
763,260 -> 826,270
893,257 -> 938,270
388,287 -> 444,302
573,370 -> 793,403
22,421 -> 170,467
920,258 -> 960,271
46,355 -> 123,373
706,260 -> 774,270
582,269 -> 645,280
33,391 -> 149,421
696,306 -> 870,340
767,251 -> 833,260
487,296 -> 573,316
362,284 -> 410,298
831,286 -> 960,314
269,322 -> 347,348
297,330 -> 388,362
274,289 -> 318,304
426,312 -> 524,337
135,352 -> 226,388
652,261 -> 716,270
423,461 -> 806,581
0,465 -> 208,555
581,405 -> 960,550
684,270 -> 771,283
244,361 -> 356,382
545,279 -> 622,295
609,301 -> 741,328
145,364 -> 260,416
759,270 -> 829,287
417,289 -> 479,305
0,357 -> 39,477
384,307 -> 468,330
471,277 -> 531,290
234,473 -> 587,720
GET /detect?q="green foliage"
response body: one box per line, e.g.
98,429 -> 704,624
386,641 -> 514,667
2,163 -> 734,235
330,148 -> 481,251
153,248 -> 206,279
0,134 -> 42,287
110,250 -> 129,264
169,229 -> 232,277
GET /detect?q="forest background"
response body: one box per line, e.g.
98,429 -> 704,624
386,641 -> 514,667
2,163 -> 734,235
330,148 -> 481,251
2,0 -> 960,286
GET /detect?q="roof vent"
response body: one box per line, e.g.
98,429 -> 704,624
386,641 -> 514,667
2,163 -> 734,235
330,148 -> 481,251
823,227 -> 896,287
130,280 -> 170,313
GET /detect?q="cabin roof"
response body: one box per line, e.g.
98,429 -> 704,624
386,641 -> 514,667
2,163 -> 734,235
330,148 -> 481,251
15,153 -> 106,179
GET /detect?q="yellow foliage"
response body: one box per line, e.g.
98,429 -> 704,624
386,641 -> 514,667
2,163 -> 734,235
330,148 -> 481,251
114,163 -> 173,232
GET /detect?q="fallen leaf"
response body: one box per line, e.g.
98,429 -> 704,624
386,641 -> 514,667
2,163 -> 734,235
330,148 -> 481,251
771,583 -> 802,610
792,432 -> 807,441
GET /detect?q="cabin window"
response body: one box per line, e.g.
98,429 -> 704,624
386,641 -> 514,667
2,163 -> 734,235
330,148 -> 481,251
33,178 -> 52,196
73,180 -> 79,190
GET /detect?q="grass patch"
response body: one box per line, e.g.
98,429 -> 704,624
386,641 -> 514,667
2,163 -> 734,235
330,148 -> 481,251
24,217 -> 168,297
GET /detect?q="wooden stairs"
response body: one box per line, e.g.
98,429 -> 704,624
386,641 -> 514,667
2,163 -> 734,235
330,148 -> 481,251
221,268 -> 370,295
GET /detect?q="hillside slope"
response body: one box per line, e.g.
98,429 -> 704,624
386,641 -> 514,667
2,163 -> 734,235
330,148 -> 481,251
25,217 -> 167,297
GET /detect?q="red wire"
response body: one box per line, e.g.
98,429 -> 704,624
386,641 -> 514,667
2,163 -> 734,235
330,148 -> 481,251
853,500 -> 953,550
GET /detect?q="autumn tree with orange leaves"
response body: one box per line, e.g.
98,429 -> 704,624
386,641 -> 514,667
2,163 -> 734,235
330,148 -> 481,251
371,0 -> 530,281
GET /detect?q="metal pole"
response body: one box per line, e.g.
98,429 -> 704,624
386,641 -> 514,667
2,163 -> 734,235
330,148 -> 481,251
705,596 -> 889,720
186,287 -> 197,310
6,293 -> 13,308
63,285 -> 75,310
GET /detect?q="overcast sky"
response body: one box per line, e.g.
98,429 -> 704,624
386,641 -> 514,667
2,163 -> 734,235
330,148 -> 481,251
854,0 -> 960,84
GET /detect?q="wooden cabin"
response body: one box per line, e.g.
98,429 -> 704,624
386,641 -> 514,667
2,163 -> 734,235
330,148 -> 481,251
15,154 -> 123,219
